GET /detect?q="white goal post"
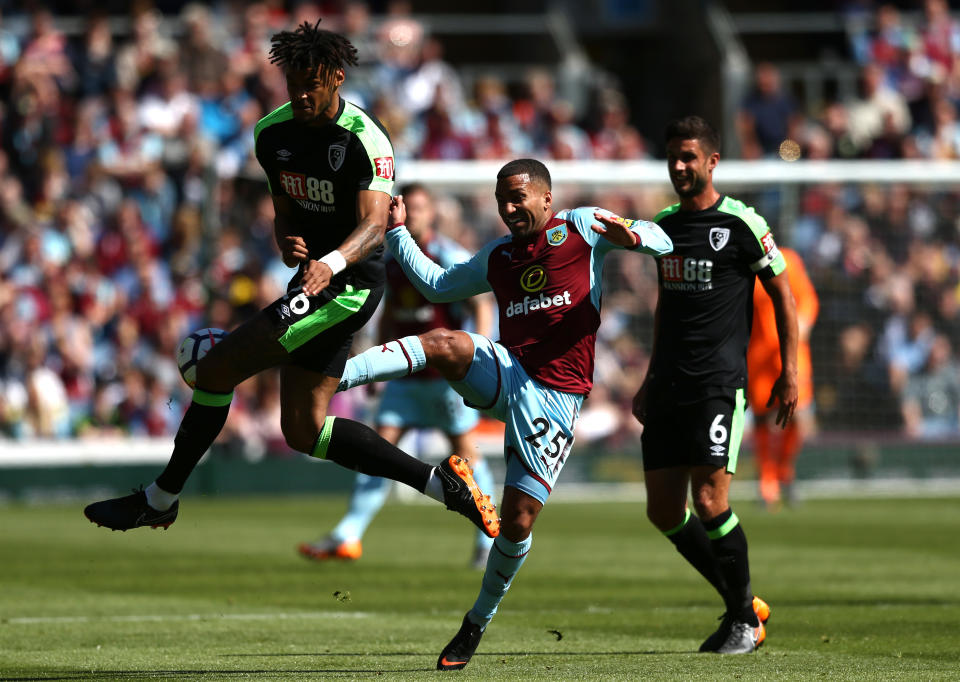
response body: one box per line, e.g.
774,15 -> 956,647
397,159 -> 960,190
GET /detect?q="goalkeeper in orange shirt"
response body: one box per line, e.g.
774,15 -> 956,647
747,247 -> 818,508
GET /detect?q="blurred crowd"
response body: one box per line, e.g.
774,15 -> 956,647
1,1 -> 959,450
733,0 -> 960,440
0,0 -> 644,449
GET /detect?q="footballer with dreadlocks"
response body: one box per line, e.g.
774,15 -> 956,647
84,20 -> 501,544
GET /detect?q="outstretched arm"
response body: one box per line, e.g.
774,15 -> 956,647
385,195 -> 492,303
591,211 -> 673,255
300,190 -> 390,296
760,272 -> 799,427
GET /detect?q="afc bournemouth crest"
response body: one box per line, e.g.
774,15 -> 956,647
709,226 -> 730,251
546,225 -> 567,246
328,144 -> 346,171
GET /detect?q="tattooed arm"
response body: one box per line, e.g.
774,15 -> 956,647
300,190 -> 390,296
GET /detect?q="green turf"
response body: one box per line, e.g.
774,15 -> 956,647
1,495 -> 958,680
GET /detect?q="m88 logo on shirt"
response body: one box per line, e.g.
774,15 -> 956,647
661,255 -> 713,291
280,171 -> 336,211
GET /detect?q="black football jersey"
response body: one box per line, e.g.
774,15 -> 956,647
254,98 -> 395,289
649,195 -> 786,389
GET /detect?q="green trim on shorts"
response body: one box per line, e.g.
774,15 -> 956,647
192,389 -> 234,407
279,285 -> 371,352
706,511 -> 740,539
663,507 -> 692,537
726,388 -> 746,474
311,416 -> 337,459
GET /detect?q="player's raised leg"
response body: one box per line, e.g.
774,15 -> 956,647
285,368 -> 499,539
83,311 -> 289,531
338,335 -> 427,391
86,314 -> 498,537
339,326 -> 487,392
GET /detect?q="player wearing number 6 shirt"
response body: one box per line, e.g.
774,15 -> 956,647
335,158 -> 673,671
84,20 -> 501,546
636,116 -> 798,654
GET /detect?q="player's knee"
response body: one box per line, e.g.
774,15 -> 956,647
498,496 -> 540,542
691,489 -> 727,520
280,416 -> 321,454
420,328 -> 472,377
646,504 -> 681,532
195,346 -> 245,393
499,516 -> 534,543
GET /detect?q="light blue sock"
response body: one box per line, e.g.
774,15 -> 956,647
470,458 -> 496,552
338,336 -> 427,391
330,473 -> 392,541
468,534 -> 532,626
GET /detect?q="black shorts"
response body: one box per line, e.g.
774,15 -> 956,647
640,382 -> 746,473
263,281 -> 383,376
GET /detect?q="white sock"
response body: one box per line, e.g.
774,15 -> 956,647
145,482 -> 178,511
424,468 -> 445,503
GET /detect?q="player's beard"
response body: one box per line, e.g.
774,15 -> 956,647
673,173 -> 707,198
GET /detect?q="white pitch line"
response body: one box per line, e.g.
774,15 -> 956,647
5,611 -> 373,625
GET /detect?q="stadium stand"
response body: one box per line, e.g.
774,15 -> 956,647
1,2 -> 959,489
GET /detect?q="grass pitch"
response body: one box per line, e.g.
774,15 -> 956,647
2,494 -> 959,680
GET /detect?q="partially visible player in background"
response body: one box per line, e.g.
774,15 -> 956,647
747,247 -> 818,509
298,183 -> 497,568
83,19 -> 498,540
635,116 -> 798,654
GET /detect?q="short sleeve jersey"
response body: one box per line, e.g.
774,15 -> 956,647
385,206 -> 673,395
650,195 -> 786,389
254,98 -> 395,289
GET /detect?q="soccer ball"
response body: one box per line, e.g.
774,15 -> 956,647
176,327 -> 227,388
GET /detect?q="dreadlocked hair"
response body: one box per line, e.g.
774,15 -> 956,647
269,19 -> 358,82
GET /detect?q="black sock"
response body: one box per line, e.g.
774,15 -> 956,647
704,508 -> 758,625
312,417 -> 433,492
155,390 -> 232,494
665,511 -> 729,599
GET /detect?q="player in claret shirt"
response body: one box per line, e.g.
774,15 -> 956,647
636,115 -> 799,654
84,20 -> 499,543
335,158 -> 673,671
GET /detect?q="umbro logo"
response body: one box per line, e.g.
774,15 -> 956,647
710,445 -> 726,456
279,304 -> 291,318
276,149 -> 292,161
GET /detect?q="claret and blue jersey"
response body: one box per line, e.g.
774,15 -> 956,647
385,206 -> 672,396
